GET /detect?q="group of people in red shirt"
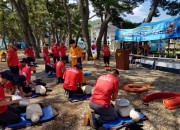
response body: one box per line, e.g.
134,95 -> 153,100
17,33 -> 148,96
43,42 -> 67,64
0,43 -> 40,126
42,42 -> 68,84
1,41 -> 120,129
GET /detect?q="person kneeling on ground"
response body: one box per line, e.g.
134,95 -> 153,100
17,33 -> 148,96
79,66 -> 87,86
0,71 -> 21,126
21,62 -> 38,96
45,54 -> 56,75
63,63 -> 83,99
56,56 -> 66,84
89,69 -> 119,129
0,70 -> 16,95
18,58 -> 28,74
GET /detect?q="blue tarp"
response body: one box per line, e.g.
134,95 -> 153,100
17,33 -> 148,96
115,16 -> 180,42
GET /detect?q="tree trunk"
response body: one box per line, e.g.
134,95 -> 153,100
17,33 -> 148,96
63,0 -> 72,44
55,27 -> 59,45
79,0 -> 91,60
96,14 -> 111,59
76,27 -> 82,44
103,24 -> 108,45
2,10 -> 8,50
10,0 -> 40,57
51,22 -> 56,44
145,0 -> 160,22
28,23 -> 41,58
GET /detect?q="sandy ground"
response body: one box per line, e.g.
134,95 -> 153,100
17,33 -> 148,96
0,54 -> 180,130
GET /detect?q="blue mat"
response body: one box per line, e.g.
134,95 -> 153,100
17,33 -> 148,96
103,112 -> 145,129
26,91 -> 41,98
46,73 -> 56,78
7,105 -> 55,129
69,94 -> 91,102
84,72 -> 92,76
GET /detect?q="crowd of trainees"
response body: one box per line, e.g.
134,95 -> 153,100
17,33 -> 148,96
1,40 -> 120,129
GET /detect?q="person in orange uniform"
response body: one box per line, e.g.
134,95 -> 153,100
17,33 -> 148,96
43,43 -> 49,60
21,62 -> 38,96
0,71 -> 21,126
59,43 -> 67,60
51,43 -> 60,63
56,56 -> 66,84
69,39 -> 82,67
89,69 -> 119,128
63,63 -> 83,99
103,44 -> 110,67
7,43 -> 21,75
24,44 -> 35,63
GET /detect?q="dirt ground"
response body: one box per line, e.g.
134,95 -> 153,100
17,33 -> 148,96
0,54 -> 180,130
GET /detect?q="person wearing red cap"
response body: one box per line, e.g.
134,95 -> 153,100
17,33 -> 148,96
7,43 -> 21,75
0,71 -> 21,126
63,63 -> 83,98
51,43 -> 60,63
43,43 -> 49,60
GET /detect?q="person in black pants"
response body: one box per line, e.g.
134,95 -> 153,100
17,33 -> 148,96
7,43 -> 21,75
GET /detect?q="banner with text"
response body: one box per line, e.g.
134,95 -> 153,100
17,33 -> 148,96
115,16 -> 180,42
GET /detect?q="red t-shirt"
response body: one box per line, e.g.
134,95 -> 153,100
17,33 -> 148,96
90,74 -> 119,107
4,81 -> 13,89
0,85 -> 8,114
7,48 -> 19,66
43,47 -> 49,58
63,67 -> 82,91
51,45 -> 59,57
59,46 -> 67,57
21,66 -> 31,83
103,45 -> 110,56
53,62 -> 57,69
45,56 -> 51,65
56,61 -> 65,78
24,48 -> 34,59
18,62 -> 26,71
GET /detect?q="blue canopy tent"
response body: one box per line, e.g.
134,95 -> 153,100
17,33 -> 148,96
115,16 -> 180,42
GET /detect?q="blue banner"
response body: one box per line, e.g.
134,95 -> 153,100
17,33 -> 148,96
115,16 -> 180,42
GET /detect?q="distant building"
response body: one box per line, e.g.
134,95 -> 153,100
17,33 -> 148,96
91,23 -> 117,44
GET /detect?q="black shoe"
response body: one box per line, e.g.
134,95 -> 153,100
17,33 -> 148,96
89,112 -> 98,129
